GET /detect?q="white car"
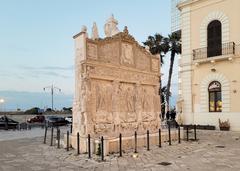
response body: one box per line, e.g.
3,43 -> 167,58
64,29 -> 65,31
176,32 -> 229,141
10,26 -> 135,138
65,116 -> 72,123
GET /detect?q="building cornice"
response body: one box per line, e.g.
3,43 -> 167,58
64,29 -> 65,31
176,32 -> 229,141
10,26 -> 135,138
178,0 -> 226,10
177,0 -> 210,10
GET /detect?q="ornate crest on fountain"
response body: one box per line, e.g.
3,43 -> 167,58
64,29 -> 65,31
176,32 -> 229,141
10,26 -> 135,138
104,14 -> 120,37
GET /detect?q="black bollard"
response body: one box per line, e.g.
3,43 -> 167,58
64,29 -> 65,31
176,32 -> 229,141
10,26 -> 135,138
101,136 -> 104,161
57,129 -> 60,149
147,130 -> 150,151
50,127 -> 54,146
67,131 -> 69,151
70,124 -> 72,134
194,124 -> 197,141
77,132 -> 80,155
178,126 -> 181,144
159,129 -> 162,148
134,131 -> 137,153
168,124 -> 171,146
88,134 -> 91,158
43,126 -> 47,144
119,133 -> 122,157
187,126 -> 189,141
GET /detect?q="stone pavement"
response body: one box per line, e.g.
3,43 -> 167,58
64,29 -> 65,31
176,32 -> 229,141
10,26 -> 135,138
0,130 -> 240,171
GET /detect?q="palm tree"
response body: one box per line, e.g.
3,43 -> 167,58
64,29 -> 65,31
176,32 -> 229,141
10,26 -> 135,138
165,31 -> 181,114
143,34 -> 168,118
143,33 -> 168,65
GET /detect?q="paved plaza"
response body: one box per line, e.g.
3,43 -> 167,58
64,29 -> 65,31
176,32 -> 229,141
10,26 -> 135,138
0,129 -> 240,171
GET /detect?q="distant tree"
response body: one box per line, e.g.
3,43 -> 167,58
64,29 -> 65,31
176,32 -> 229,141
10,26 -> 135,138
46,108 -> 54,112
24,107 -> 40,114
62,107 -> 72,111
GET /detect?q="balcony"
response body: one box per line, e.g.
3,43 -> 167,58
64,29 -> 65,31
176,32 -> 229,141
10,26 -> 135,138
193,42 -> 235,61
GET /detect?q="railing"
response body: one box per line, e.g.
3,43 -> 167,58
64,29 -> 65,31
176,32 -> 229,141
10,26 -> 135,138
193,42 -> 235,60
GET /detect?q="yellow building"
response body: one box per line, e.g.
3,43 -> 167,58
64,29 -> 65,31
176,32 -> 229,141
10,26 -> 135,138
177,0 -> 240,130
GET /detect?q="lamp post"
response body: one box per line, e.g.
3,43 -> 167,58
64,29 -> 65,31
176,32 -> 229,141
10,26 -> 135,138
0,98 -> 5,112
43,85 -> 61,110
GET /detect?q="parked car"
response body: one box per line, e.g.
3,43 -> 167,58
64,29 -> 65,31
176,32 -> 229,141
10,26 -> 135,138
65,116 -> 72,123
27,115 -> 45,123
0,115 -> 19,130
45,116 -> 68,127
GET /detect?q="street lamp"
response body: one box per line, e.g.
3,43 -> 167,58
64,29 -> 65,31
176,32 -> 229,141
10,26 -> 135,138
43,85 -> 61,110
0,98 -> 5,112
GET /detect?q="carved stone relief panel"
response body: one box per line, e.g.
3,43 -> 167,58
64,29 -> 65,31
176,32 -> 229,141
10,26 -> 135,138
121,42 -> 134,66
151,58 -> 159,72
135,48 -> 150,71
87,43 -> 97,59
141,85 -> 155,122
118,83 -> 137,123
98,41 -> 119,64
92,79 -> 113,124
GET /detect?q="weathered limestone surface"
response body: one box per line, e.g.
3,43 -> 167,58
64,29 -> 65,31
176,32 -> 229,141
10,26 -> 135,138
72,21 -> 161,153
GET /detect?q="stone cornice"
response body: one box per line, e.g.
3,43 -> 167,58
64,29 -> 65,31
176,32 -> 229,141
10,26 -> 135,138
83,60 -> 160,77
73,31 -> 86,39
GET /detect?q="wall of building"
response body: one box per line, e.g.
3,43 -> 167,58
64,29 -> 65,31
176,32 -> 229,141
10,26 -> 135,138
178,0 -> 240,130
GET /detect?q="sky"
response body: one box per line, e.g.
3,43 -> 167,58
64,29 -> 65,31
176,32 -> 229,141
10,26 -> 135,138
0,0 -> 178,111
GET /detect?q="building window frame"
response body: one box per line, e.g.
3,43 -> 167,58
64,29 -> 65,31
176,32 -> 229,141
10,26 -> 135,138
207,20 -> 222,57
208,81 -> 222,112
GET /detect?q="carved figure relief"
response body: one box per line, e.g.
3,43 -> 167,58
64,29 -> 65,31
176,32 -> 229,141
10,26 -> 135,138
141,86 -> 155,122
118,83 -> 136,123
94,80 -> 113,124
121,43 -> 134,65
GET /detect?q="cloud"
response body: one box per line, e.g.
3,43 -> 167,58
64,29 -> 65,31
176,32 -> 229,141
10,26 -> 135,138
0,70 -> 25,79
21,65 -> 74,71
19,65 -> 73,79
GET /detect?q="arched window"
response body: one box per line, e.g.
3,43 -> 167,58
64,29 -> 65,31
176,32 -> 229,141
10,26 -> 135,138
209,81 -> 222,112
207,20 -> 222,57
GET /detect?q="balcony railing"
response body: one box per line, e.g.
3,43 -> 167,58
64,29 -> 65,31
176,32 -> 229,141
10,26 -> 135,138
193,42 -> 235,60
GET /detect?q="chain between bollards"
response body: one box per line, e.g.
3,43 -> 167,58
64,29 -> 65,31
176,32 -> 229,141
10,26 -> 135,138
134,131 -> 137,153
159,129 -> 161,148
147,130 -> 150,151
43,126 -> 47,144
119,133 -> 122,157
88,134 -> 91,158
50,127 -> 54,146
168,124 -> 171,146
101,136 -> 104,161
178,126 -> 181,144
77,132 -> 80,155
